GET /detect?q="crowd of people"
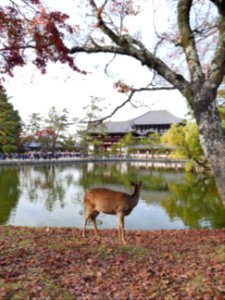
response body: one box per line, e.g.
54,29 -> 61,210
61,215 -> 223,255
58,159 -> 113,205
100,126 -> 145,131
0,151 -> 81,160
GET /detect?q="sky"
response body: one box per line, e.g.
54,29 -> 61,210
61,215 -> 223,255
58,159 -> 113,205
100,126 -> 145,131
4,61 -> 189,124
3,0 -> 189,132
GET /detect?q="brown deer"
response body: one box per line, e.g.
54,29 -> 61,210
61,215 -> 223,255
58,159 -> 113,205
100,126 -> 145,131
82,181 -> 142,244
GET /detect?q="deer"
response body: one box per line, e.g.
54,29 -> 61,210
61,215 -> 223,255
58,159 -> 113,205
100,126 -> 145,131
82,181 -> 142,244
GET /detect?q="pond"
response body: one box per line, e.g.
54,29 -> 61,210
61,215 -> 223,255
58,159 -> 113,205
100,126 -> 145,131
0,161 -> 225,230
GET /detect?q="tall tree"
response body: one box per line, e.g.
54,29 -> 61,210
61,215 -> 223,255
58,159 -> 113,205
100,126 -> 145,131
78,96 -> 106,156
26,113 -> 43,136
21,113 -> 43,145
30,107 -> 73,152
0,89 -> 21,152
67,0 -> 225,206
44,106 -> 71,151
22,108 -> 74,152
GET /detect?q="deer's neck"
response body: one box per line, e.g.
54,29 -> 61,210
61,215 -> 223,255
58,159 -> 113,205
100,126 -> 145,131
130,187 -> 140,206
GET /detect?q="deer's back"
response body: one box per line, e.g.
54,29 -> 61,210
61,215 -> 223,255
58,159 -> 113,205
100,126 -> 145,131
84,188 -> 132,214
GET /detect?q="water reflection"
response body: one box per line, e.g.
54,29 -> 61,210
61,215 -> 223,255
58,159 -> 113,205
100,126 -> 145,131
0,167 -> 20,224
0,162 -> 224,229
161,173 -> 225,228
19,165 -> 67,211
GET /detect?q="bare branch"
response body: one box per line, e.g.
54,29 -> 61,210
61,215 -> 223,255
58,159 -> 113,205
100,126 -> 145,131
104,53 -> 117,76
89,0 -> 124,46
87,85 -> 176,125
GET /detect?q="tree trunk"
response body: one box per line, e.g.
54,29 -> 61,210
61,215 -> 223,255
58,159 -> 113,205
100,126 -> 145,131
193,87 -> 225,207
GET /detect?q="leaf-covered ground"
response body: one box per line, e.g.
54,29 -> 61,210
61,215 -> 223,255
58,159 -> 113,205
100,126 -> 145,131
0,226 -> 224,300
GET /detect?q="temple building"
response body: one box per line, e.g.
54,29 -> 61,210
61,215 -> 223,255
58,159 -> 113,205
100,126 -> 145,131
88,110 -> 183,152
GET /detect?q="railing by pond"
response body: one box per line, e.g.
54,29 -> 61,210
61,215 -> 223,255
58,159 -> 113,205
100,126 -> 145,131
0,155 -> 187,170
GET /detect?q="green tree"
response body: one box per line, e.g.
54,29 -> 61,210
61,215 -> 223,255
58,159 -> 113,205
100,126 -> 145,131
0,89 -> 21,153
110,143 -> 120,156
21,113 -> 43,147
25,113 -> 43,136
118,132 -> 136,156
161,122 -> 206,170
44,106 -> 72,151
78,96 -> 106,156
139,133 -> 162,156
22,108 -> 74,152
63,135 -> 77,152
139,134 -> 161,147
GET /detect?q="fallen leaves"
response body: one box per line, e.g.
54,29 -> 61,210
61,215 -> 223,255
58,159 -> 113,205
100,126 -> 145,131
0,226 -> 224,299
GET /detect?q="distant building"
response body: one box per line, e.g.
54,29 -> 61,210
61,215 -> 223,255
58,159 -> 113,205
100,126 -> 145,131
88,110 -> 183,152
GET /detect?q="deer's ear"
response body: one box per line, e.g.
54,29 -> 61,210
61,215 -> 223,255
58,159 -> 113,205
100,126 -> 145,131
129,180 -> 134,186
139,181 -> 142,186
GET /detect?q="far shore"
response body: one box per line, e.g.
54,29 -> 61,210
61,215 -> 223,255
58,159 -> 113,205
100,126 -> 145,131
0,156 -> 187,169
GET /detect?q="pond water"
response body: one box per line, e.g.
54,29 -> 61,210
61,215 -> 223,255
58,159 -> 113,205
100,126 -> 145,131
0,161 -> 225,230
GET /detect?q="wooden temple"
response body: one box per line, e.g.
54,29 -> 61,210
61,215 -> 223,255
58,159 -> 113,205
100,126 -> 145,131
88,110 -> 183,152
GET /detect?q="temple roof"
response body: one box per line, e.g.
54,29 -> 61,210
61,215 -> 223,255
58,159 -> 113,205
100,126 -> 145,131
132,110 -> 182,125
88,110 -> 183,134
103,120 -> 133,133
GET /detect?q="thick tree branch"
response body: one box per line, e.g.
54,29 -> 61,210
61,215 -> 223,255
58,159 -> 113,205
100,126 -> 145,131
69,42 -> 191,100
207,4 -> 225,89
178,0 -> 203,82
69,44 -> 127,55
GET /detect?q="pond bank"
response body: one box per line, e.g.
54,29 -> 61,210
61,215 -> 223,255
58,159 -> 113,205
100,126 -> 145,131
0,226 -> 224,299
0,156 -> 186,169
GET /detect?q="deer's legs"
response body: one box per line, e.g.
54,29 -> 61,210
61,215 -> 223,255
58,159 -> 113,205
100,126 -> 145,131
91,212 -> 100,237
82,212 -> 89,237
117,212 -> 126,244
83,210 -> 99,238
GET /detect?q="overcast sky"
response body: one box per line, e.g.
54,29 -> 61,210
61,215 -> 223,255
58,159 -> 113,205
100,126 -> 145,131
4,61 -> 189,123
